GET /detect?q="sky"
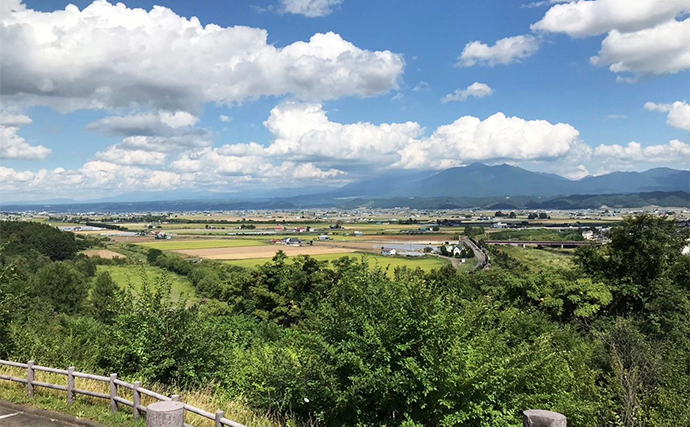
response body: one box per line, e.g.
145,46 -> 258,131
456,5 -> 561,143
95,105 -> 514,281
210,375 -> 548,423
1,0 -> 689,201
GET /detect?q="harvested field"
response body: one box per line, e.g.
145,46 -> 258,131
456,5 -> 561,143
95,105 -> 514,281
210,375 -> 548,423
82,249 -> 124,259
174,245 -> 358,260
138,239 -> 266,250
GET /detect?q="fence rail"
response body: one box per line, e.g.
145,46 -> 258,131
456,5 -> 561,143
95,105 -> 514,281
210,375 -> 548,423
0,359 -> 247,427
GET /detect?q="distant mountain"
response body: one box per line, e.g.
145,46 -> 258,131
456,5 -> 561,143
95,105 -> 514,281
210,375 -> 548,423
329,163 -> 689,199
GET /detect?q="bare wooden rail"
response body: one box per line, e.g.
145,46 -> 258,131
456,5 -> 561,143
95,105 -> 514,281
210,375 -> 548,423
0,359 -> 247,427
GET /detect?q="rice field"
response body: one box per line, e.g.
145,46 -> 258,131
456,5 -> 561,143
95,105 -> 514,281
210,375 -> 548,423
137,239 -> 267,250
225,252 -> 449,273
96,265 -> 197,303
496,245 -> 575,272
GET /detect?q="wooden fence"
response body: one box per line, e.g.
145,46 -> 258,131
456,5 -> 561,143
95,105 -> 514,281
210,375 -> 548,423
0,359 -> 246,427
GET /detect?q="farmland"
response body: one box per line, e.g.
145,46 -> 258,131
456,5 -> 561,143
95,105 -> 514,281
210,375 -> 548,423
96,265 -> 197,303
494,245 -> 575,272
137,239 -> 267,250
224,252 -> 450,273
174,245 -> 358,260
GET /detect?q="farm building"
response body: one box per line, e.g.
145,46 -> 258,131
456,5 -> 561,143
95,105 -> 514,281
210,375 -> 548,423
381,248 -> 397,256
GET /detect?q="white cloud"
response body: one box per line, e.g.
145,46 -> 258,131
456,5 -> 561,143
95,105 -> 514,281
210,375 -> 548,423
412,81 -> 431,92
279,0 -> 342,17
441,82 -> 494,103
219,115 -> 232,123
0,114 -> 32,126
645,101 -> 690,132
159,111 -> 199,128
531,0 -> 690,37
605,114 -> 628,120
95,146 -> 167,166
0,1 -> 403,113
0,116 -> 51,160
394,112 -> 582,169
564,164 -> 590,180
521,0 -> 568,10
594,139 -> 690,162
457,35 -> 540,67
532,0 -> 690,77
87,111 -> 201,136
590,18 -> 690,76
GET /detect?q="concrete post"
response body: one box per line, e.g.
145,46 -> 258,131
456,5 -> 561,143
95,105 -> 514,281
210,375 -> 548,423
523,410 -> 567,427
133,381 -> 141,419
215,410 -> 224,427
27,360 -> 34,397
146,401 -> 184,427
67,367 -> 75,405
109,373 -> 118,412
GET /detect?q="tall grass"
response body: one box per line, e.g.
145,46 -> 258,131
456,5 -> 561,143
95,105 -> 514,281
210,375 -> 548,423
0,364 -> 299,427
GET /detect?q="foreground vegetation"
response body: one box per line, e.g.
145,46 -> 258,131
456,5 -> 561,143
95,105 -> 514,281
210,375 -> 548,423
0,215 -> 688,426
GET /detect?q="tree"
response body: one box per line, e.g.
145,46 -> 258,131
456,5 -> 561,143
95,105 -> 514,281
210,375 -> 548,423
528,213 -> 538,220
90,271 -> 123,324
509,211 -> 517,219
539,212 -> 549,219
147,248 -> 163,264
35,261 -> 88,314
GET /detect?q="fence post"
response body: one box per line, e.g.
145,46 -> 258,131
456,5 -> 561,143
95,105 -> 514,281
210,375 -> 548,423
215,410 -> 224,427
171,394 -> 179,401
146,401 -> 184,427
109,373 -> 118,412
27,360 -> 34,397
67,367 -> 75,405
133,381 -> 141,419
523,410 -> 567,427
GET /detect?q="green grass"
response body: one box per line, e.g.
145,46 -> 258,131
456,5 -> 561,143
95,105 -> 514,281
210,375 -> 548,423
486,228 -> 584,242
137,239 -> 267,250
96,265 -> 197,303
497,245 -> 575,272
225,252 -> 449,274
0,382 -> 144,427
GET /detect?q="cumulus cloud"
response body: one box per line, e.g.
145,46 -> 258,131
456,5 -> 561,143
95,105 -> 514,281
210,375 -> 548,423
219,115 -> 232,123
531,0 -> 690,37
95,146 -> 167,166
441,82 -> 494,103
0,115 -> 51,160
394,112 -> 582,169
532,0 -> 690,77
644,101 -> 690,132
594,139 -> 690,162
457,35 -> 540,67
0,1 -> 403,113
279,0 -> 343,17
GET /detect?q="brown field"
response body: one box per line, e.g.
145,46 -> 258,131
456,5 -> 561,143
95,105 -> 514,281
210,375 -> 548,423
174,245 -> 358,260
82,249 -> 125,259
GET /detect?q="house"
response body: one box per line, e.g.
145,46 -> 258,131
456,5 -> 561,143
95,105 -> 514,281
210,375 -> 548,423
492,222 -> 507,229
318,235 -> 330,241
381,248 -> 397,256
275,225 -> 285,232
451,245 -> 463,257
582,230 -> 596,240
353,231 -> 364,236
295,227 -> 307,233
282,237 -> 301,246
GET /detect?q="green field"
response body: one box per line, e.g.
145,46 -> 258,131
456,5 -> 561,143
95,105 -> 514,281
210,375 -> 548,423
137,239 -> 267,250
225,252 -> 449,274
96,265 -> 197,302
497,246 -> 575,272
486,228 -> 584,242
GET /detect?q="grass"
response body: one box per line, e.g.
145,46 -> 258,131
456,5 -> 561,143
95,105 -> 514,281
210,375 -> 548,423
137,239 -> 267,250
225,252 -> 449,274
486,228 -> 584,242
96,265 -> 197,303
496,245 -> 575,272
0,365 -> 289,427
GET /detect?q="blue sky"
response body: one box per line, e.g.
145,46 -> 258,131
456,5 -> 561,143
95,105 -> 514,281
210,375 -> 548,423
1,0 -> 689,201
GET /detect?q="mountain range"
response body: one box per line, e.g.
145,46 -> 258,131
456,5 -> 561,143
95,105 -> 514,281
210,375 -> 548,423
2,163 -> 688,209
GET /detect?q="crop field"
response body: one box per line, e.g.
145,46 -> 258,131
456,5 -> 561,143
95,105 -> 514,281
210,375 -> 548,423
225,252 -> 449,273
137,239 -> 267,250
82,249 -> 125,259
486,228 -> 584,241
497,245 -> 575,272
96,265 -> 197,303
175,245 -> 358,260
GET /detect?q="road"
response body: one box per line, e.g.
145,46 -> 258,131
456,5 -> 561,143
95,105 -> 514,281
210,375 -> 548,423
0,403 -> 85,426
462,237 -> 489,270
